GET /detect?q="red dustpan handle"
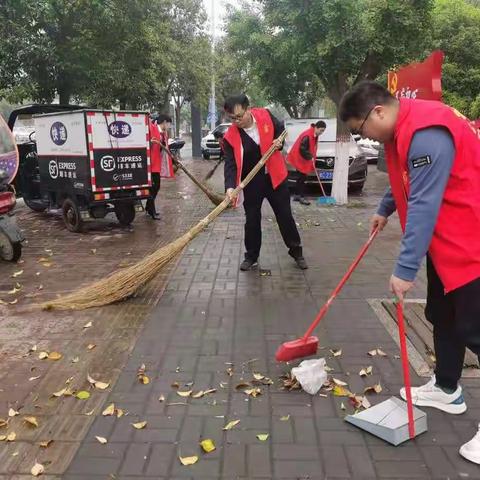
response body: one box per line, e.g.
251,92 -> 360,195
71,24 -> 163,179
302,227 -> 379,340
397,300 -> 415,439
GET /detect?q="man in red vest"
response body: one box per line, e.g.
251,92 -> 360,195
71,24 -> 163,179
223,94 -> 307,271
340,81 -> 480,464
287,120 -> 326,205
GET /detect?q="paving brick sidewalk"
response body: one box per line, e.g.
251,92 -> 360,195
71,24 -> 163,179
60,163 -> 480,479
7,157 -> 480,479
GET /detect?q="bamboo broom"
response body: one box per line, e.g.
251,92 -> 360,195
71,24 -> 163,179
41,130 -> 287,311
161,143 -> 224,205
204,156 -> 223,181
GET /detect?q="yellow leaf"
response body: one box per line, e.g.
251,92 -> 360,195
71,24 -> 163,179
0,435 -> 6,441
0,418 -> 7,428
24,416 -> 39,428
253,373 -> 265,381
6,431 -> 16,442
116,409 -> 124,418
192,391 -> 204,399
95,436 -> 107,444
76,391 -> 90,400
52,388 -> 67,397
244,388 -> 262,397
139,375 -> 150,385
176,390 -> 192,398
87,344 -> 96,350
38,352 -> 49,360
280,415 -> 290,421
31,462 -> 44,476
12,270 -> 23,278
8,299 -> 17,305
102,404 -> 115,416
39,440 -> 53,448
333,385 -> 353,397
8,408 -> 19,417
94,381 -> 110,390
179,455 -> 199,466
256,433 -> 269,441
223,420 -> 240,431
48,352 -> 62,361
132,421 -> 147,429
200,438 -> 216,453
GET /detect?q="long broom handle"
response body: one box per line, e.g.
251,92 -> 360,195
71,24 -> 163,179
302,227 -> 379,340
312,158 -> 329,197
397,300 -> 416,439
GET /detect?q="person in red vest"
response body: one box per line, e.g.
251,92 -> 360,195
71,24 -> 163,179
146,114 -> 174,220
340,81 -> 480,464
223,94 -> 307,271
287,120 -> 326,205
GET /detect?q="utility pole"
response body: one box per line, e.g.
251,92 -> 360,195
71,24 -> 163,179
208,0 -> 216,131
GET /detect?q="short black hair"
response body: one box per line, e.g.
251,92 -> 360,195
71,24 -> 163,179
156,114 -> 172,124
339,81 -> 395,122
224,94 -> 249,113
314,120 -> 326,128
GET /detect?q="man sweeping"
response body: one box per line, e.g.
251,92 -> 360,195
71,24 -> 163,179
339,81 -> 480,464
287,120 -> 326,205
223,94 -> 307,271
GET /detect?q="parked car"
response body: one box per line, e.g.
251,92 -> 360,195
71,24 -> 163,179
352,134 -> 380,164
201,123 -> 231,159
285,118 -> 368,192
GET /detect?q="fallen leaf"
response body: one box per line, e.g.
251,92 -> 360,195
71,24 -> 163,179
330,349 -> 342,357
52,388 -> 67,398
87,344 -> 96,350
235,382 -> 252,390
83,321 -> 92,329
332,378 -> 348,387
29,376 -> 41,382
84,409 -> 95,416
76,391 -> 90,400
139,375 -> 149,385
48,351 -> 62,361
179,455 -> 198,466
39,440 -> 53,448
38,352 -> 49,360
0,435 -> 5,441
359,369 -> 367,377
95,436 -> 107,444
87,374 -> 96,384
333,385 -> 353,397
367,349 -> 377,357
366,366 -> 373,375
171,382 -> 180,389
253,373 -> 265,381
280,415 -> 290,421
377,349 -> 387,357
116,409 -> 124,418
31,462 -> 44,476
200,438 -> 216,453
132,421 -> 147,429
340,402 -> 346,411
192,391 -> 204,399
364,383 -> 383,394
102,404 -> 115,416
8,286 -> 21,295
29,345 -> 38,353
361,396 -> 371,409
176,390 -> 192,398
223,420 -> 240,431
8,299 -> 18,305
6,431 -> 16,442
12,451 -> 18,456
12,270 -> 23,278
91,249 -> 97,254
256,433 -> 269,441
94,381 -> 110,390
71,357 -> 79,364
8,408 -> 19,417
158,395 -> 165,402
226,367 -> 234,376
0,418 -> 7,428
204,388 -> 217,395
24,416 -> 39,428
244,387 -> 262,397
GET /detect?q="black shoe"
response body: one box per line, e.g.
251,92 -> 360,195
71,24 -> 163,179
299,197 -> 311,206
294,256 -> 308,270
293,195 -> 300,202
148,213 -> 162,220
240,258 -> 258,271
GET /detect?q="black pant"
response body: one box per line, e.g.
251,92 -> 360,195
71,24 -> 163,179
243,175 -> 302,261
296,172 -> 307,197
425,256 -> 480,390
146,173 -> 161,215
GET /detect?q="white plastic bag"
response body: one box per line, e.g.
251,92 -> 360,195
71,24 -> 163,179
291,358 -> 328,395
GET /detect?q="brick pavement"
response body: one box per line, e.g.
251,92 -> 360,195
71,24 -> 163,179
3,154 -> 480,479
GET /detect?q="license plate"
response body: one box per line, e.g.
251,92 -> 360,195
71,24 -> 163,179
318,171 -> 333,180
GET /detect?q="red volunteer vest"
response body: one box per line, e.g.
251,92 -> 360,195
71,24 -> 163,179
224,108 -> 287,195
385,98 -> 480,292
148,119 -> 161,173
286,127 -> 317,174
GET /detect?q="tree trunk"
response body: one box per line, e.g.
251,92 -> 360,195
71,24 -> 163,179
58,87 -> 71,105
331,109 -> 350,205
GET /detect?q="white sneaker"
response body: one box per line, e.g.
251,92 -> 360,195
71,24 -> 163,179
400,375 -> 466,414
460,425 -> 480,464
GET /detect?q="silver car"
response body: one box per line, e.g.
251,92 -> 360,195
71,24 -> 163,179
285,118 -> 368,192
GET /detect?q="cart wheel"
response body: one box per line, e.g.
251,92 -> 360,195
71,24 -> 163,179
115,203 -> 136,226
24,198 -> 46,212
0,233 -> 22,262
62,198 -> 83,233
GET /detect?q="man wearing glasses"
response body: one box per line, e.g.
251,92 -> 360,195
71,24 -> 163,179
340,80 -> 480,464
223,94 -> 307,271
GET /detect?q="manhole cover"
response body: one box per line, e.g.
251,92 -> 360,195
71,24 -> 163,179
369,298 -> 480,378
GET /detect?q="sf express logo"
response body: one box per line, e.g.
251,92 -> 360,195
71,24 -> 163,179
48,160 -> 59,179
100,155 -> 115,172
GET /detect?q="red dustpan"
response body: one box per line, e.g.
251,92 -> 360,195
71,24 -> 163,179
275,228 -> 379,362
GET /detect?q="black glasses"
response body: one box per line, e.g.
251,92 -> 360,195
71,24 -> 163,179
351,106 -> 375,136
227,110 -> 247,122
